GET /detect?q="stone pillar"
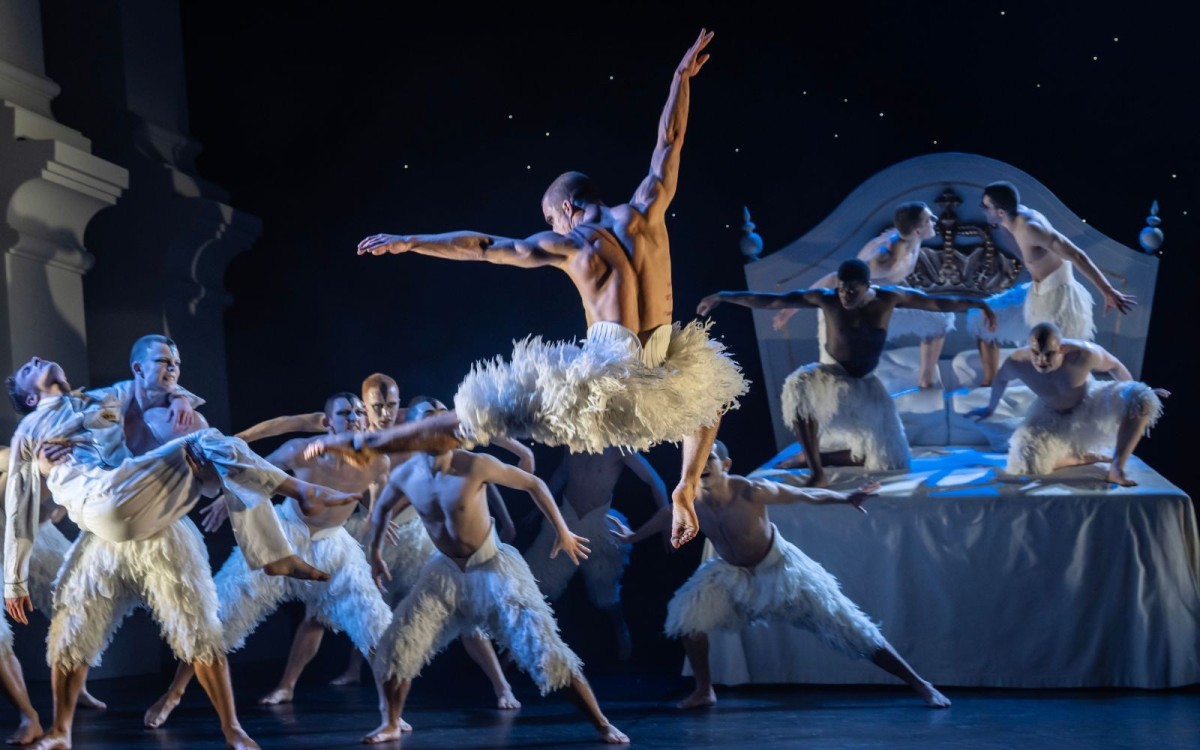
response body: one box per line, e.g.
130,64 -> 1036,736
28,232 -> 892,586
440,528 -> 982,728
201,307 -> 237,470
42,0 -> 260,430
0,0 -> 127,439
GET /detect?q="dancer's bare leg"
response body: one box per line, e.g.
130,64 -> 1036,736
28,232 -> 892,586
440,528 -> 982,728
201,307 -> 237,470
0,652 -> 42,745
560,674 -> 629,744
26,664 -> 86,750
261,555 -> 329,582
460,633 -> 519,709
676,633 -> 716,709
672,420 -> 720,548
192,658 -> 260,749
363,674 -> 412,744
919,335 -> 946,389
1107,408 -> 1155,487
145,662 -> 195,728
870,644 -> 951,708
793,416 -> 830,487
331,649 -> 364,686
978,339 -> 1000,387
1053,452 -> 1111,471
777,449 -> 854,471
260,618 -> 324,705
276,476 -> 362,516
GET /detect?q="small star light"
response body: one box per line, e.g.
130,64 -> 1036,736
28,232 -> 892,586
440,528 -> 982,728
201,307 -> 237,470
1000,10 -> 1006,15
1082,219 -> 1087,223
933,140 -> 939,145
879,112 -> 884,117
609,75 -> 614,80
843,98 -> 849,103
545,132 -> 550,136
1172,173 -> 1178,178
802,90 -> 808,95
1093,56 -> 1099,61
507,114 -> 513,120
1114,37 -> 1119,42
834,133 -> 839,138
734,147 -> 740,153
526,165 -> 531,170
403,164 -> 409,169
1036,83 -> 1042,88
671,213 -> 676,218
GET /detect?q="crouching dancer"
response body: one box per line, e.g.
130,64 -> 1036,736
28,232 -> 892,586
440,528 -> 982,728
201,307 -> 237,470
614,440 -> 949,710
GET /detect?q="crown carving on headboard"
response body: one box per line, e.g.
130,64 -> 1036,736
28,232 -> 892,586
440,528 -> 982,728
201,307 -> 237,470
905,188 -> 1024,297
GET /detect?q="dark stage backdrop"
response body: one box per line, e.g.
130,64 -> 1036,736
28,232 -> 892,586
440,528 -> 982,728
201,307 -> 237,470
161,4 -> 1197,672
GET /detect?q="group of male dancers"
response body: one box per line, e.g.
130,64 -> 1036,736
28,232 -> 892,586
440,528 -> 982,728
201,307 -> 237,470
2,28 -> 1168,749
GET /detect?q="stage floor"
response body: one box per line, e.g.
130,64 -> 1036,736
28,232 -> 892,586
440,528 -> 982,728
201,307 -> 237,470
30,663 -> 1200,749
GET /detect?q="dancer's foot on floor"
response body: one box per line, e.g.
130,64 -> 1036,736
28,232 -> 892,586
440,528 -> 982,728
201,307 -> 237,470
78,689 -> 106,710
144,692 -> 181,728
676,687 -> 716,709
258,687 -> 294,706
362,718 -> 412,744
6,715 -> 43,745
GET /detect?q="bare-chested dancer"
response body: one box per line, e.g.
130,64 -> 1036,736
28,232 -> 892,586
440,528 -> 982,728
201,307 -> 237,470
143,392 -> 394,727
525,446 -> 668,660
698,259 -> 996,486
613,440 -> 949,710
968,322 -> 1167,486
774,202 -> 953,388
333,30 -> 746,549
362,400 -> 628,744
5,337 -> 358,750
967,181 -> 1136,385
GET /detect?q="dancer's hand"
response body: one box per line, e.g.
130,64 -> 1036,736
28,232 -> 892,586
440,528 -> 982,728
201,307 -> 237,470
357,234 -> 413,256
677,28 -> 714,79
607,514 -> 635,543
1153,388 -> 1171,399
198,495 -> 230,533
383,519 -> 402,547
168,395 -> 197,429
671,482 -> 700,548
845,481 -> 880,514
696,294 -> 722,316
772,308 -> 798,331
551,531 -> 591,566
966,406 -> 994,422
1103,287 -> 1136,315
37,443 -> 71,476
183,441 -> 221,496
4,596 -> 32,625
370,548 -> 392,594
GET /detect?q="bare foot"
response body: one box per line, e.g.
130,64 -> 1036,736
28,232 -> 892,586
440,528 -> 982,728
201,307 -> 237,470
495,688 -> 521,710
362,719 -> 412,744
676,687 -> 716,709
1107,466 -> 1138,487
917,682 -> 951,708
224,726 -> 261,750
263,555 -> 330,582
144,692 -> 181,728
298,486 -> 362,516
805,472 -> 830,488
329,670 -> 361,686
6,716 -> 43,745
78,689 -> 106,710
598,723 -> 630,744
257,687 -> 293,705
27,731 -> 69,750
919,377 -> 936,389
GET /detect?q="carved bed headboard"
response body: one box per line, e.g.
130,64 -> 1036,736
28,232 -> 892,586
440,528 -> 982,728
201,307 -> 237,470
742,152 -> 1160,451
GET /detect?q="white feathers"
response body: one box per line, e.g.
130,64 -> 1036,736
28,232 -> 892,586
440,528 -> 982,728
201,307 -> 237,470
665,526 -> 886,659
781,364 -> 911,471
454,321 -> 748,453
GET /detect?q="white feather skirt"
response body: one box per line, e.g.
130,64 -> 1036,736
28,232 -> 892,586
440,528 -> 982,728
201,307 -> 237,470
29,521 -> 74,614
216,502 -> 392,655
780,364 -> 910,471
664,525 -> 886,659
885,307 -> 955,341
1007,379 -> 1163,475
968,282 -> 1030,345
525,503 -> 630,607
48,519 -> 223,670
374,527 -> 583,695
454,321 -> 748,453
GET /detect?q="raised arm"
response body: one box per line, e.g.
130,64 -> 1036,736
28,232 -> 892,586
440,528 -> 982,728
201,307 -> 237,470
357,230 -> 577,270
471,453 -> 590,565
631,29 -> 713,217
236,413 -> 326,443
698,288 -> 829,317
491,435 -> 535,474
743,476 -> 878,512
262,437 -> 308,472
891,287 -> 996,330
1028,220 -> 1135,314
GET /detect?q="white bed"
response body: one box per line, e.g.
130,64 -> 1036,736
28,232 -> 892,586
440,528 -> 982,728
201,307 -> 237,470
696,153 -> 1198,689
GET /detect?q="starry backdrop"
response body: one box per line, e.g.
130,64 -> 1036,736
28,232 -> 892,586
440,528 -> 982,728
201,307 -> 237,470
166,2 -> 1197,669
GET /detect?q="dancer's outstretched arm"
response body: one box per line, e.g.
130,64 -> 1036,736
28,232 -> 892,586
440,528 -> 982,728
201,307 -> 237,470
697,288 -> 829,316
